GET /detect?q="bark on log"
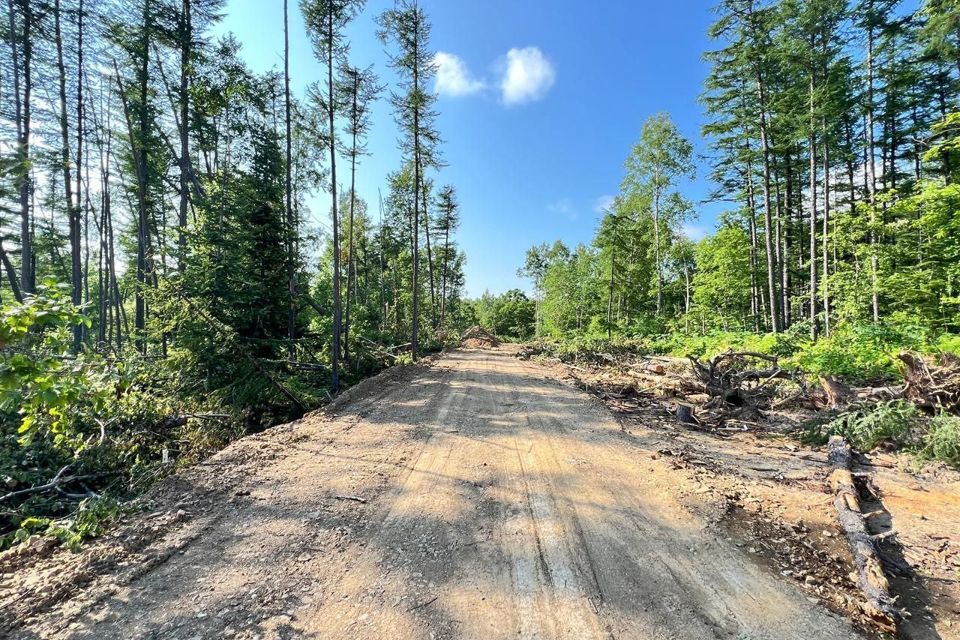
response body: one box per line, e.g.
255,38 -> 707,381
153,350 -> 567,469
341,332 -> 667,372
827,435 -> 899,628
675,403 -> 696,424
634,361 -> 666,375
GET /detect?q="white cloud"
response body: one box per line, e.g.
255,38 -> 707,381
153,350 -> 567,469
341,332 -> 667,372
434,51 -> 485,97
681,223 -> 708,241
501,47 -> 556,106
548,197 -> 577,221
593,195 -> 615,214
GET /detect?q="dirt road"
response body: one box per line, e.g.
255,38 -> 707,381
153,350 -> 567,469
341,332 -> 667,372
2,348 -> 863,639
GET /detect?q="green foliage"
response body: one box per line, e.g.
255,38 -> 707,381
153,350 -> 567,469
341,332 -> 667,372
790,322 -> 924,383
4,497 -> 124,552
919,413 -> 960,467
691,225 -> 752,330
0,281 -> 109,447
804,402 -> 960,469
472,289 -> 535,341
813,401 -> 921,451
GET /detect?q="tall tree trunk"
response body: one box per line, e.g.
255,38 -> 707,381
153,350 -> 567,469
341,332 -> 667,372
440,209 -> 450,329
865,6 -> 880,323
54,0 -> 83,351
422,183 -> 436,329
326,9 -> 341,390
822,118 -> 831,337
607,246 -> 615,339
284,0 -> 296,349
9,0 -> 33,295
756,77 -> 781,333
179,0 -> 191,272
845,120 -> 857,218
378,188 -> 386,332
773,166 -> 786,329
746,161 -> 760,331
410,15 -> 421,362
808,57 -> 819,340
135,3 -> 152,354
78,0 -> 88,340
784,149 -> 794,326
344,80 -> 359,363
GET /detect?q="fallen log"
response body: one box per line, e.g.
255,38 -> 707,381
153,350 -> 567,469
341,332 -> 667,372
632,361 -> 666,375
827,435 -> 899,629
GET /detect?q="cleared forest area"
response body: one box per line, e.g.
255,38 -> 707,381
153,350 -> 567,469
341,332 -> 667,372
2,0 -> 960,638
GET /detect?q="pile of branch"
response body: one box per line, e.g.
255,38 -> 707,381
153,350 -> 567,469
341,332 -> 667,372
898,350 -> 960,414
816,376 -> 904,410
687,351 -> 802,409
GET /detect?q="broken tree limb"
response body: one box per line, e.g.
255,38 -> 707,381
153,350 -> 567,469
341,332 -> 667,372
0,466 -> 115,504
827,435 -> 899,628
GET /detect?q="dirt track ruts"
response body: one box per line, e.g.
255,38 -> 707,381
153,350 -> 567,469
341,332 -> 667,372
1,348 -> 863,639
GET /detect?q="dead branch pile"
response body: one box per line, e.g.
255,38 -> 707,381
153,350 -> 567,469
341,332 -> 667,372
687,350 -> 803,409
461,326 -> 500,349
898,350 -> 960,414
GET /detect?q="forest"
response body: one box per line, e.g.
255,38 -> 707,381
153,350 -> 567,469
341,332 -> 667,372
498,0 -> 960,385
0,0 -> 470,548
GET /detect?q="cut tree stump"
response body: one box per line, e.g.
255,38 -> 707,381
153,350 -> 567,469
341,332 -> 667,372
827,435 -> 899,630
675,403 -> 696,424
820,375 -> 853,409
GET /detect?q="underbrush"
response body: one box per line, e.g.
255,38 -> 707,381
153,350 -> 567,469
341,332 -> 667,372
0,285 -> 400,551
538,316 -> 959,385
524,320 -> 960,468
803,401 -> 960,469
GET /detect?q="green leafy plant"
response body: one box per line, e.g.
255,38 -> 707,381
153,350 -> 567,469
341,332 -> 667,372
0,281 -> 111,447
4,497 -> 124,552
919,413 -> 960,467
806,400 -> 921,450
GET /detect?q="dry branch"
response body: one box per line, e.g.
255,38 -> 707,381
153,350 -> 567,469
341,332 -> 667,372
688,350 -> 801,409
827,436 -> 899,629
898,351 -> 960,414
0,466 -> 113,504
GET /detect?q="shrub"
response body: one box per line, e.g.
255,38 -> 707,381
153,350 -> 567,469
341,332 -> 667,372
919,413 -> 960,467
807,400 -> 920,450
936,333 -> 960,357
790,322 -> 920,383
4,497 -> 124,551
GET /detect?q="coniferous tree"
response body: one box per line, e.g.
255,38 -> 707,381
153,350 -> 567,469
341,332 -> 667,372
377,0 -> 440,361
302,0 -> 364,391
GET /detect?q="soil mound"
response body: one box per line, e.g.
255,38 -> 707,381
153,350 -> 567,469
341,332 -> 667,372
461,326 -> 500,348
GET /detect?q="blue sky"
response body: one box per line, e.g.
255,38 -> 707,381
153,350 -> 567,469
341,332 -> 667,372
216,0 -> 724,297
